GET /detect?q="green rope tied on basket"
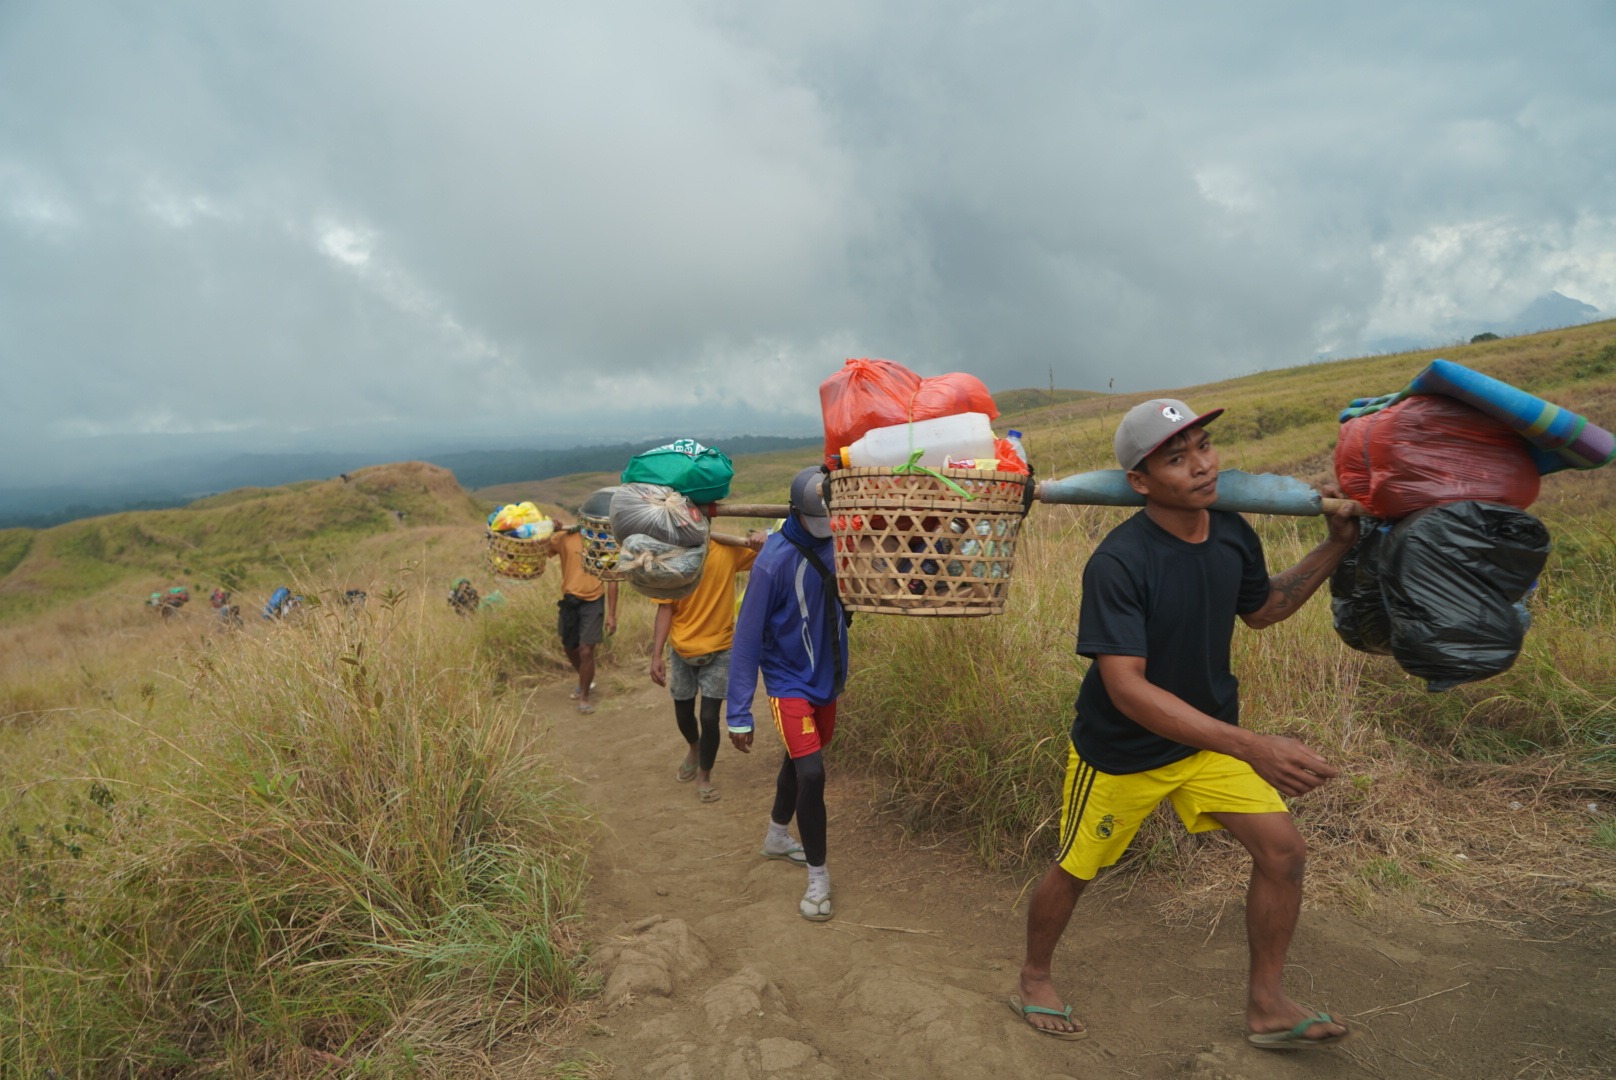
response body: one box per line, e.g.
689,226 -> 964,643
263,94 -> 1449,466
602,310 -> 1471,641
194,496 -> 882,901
892,450 -> 977,500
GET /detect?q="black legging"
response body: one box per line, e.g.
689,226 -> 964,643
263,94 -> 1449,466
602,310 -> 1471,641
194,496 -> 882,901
771,750 -> 827,868
673,696 -> 722,771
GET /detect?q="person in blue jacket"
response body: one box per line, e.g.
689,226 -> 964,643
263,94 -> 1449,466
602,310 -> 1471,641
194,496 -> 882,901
726,466 -> 850,922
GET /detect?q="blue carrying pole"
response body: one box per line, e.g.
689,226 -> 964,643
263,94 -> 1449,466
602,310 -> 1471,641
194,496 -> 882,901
1035,469 -> 1365,517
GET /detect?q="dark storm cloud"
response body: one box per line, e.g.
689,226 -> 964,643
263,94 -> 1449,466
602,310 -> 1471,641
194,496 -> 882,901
3,1 -> 1613,483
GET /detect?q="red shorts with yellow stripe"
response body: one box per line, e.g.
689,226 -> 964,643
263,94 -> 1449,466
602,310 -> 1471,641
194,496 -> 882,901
769,697 -> 838,759
1056,742 -> 1287,880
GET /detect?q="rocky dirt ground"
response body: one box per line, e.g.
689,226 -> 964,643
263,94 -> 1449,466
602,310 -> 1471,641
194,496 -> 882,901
535,677 -> 1616,1080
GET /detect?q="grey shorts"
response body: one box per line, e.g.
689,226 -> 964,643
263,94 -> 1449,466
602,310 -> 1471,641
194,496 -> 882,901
557,595 -> 605,649
667,648 -> 730,701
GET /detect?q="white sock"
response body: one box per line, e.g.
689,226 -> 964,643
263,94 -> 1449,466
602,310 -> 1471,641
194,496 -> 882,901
806,864 -> 830,900
766,821 -> 791,845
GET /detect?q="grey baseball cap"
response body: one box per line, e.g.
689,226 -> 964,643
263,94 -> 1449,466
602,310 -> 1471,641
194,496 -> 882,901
789,466 -> 833,538
1114,398 -> 1225,471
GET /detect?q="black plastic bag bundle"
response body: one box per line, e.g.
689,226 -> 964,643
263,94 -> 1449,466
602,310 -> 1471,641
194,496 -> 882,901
1330,519 -> 1394,655
1379,501 -> 1550,692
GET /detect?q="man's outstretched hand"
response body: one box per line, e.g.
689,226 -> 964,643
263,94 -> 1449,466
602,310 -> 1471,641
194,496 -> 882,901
1247,735 -> 1339,797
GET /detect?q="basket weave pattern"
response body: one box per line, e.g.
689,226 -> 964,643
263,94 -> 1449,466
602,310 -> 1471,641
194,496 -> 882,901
579,514 -> 628,582
826,467 -> 1027,617
485,531 -> 550,580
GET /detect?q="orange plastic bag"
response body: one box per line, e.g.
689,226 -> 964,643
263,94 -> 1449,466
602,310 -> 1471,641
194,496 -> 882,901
993,438 -> 1030,474
1334,395 -> 1539,518
819,358 -> 999,468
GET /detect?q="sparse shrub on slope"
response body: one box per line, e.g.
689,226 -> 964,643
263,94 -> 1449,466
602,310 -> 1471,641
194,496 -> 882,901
1,585 -> 593,1078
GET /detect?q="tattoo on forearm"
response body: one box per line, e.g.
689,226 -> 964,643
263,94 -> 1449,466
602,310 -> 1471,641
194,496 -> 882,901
1270,568 -> 1317,610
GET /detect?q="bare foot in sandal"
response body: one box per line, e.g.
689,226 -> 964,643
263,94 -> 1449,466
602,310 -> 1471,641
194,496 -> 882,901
1012,976 -> 1087,1039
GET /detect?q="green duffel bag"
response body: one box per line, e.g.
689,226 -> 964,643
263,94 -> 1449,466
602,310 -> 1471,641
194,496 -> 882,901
620,439 -> 735,504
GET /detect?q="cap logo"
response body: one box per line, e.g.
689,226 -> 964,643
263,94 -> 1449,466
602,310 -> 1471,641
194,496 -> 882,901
1160,405 -> 1184,423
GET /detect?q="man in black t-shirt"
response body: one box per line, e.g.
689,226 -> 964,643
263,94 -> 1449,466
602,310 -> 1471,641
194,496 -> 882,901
1013,399 -> 1359,1050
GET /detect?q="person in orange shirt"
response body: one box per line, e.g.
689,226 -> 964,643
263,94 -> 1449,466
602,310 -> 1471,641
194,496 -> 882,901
549,517 -> 620,714
649,532 -> 763,802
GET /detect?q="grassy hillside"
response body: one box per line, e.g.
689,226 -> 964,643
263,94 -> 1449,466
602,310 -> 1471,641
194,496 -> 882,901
991,386 -> 1107,413
0,462 -> 487,623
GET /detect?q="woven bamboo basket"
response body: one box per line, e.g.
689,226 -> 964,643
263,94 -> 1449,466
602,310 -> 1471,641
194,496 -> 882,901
826,466 -> 1029,616
485,530 -> 550,580
579,513 -> 628,582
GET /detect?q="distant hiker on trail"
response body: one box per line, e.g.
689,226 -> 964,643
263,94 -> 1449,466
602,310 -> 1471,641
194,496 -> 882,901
448,578 -> 480,617
262,587 -> 300,620
648,517 -> 762,803
1015,399 -> 1359,1049
148,586 -> 190,618
548,518 -> 620,714
726,467 -> 848,922
209,588 -> 242,628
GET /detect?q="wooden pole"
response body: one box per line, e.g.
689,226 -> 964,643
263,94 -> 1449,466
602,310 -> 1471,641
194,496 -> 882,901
710,531 -> 759,548
714,478 -> 1357,520
711,503 -> 790,518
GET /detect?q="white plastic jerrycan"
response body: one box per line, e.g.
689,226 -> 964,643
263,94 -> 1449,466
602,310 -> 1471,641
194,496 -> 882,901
840,412 -> 997,469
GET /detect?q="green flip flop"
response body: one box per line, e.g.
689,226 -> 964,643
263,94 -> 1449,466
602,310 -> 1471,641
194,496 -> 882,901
1247,1012 -> 1352,1050
1008,994 -> 1088,1041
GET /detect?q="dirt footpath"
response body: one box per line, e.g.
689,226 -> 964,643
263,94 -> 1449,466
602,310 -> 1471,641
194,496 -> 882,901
537,677 -> 1616,1080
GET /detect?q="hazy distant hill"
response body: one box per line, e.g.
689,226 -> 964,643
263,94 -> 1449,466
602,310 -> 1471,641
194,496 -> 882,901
0,435 -> 821,529
0,462 -> 485,622
1359,291 -> 1604,356
429,434 -> 820,491
1501,291 -> 1601,335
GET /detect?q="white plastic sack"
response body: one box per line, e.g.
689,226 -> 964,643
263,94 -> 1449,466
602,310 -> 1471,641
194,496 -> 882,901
609,483 -> 710,548
616,534 -> 708,601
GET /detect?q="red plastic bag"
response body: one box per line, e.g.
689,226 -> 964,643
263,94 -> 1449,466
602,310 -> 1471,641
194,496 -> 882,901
819,358 -> 999,468
1334,395 -> 1540,519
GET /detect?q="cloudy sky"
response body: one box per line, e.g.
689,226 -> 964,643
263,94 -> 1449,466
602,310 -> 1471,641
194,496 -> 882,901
4,1 -> 1614,484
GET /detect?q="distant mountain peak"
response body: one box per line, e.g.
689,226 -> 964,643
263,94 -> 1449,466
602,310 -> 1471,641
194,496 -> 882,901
1510,291 -> 1601,333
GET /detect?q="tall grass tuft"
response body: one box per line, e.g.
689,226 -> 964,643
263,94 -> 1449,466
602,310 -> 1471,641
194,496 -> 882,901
2,583 -> 593,1077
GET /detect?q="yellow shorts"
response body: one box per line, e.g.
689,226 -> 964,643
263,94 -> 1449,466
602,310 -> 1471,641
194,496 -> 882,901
1055,743 -> 1288,880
